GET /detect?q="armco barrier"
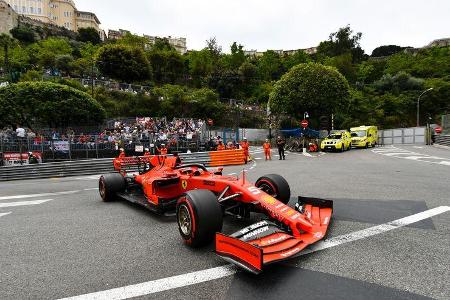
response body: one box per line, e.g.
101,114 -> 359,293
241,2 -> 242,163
435,135 -> 450,147
0,150 -> 247,181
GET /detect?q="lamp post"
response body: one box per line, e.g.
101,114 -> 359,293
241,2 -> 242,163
417,88 -> 433,127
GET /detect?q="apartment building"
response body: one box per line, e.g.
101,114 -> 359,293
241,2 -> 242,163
4,0 -> 102,38
109,29 -> 187,54
244,47 -> 318,57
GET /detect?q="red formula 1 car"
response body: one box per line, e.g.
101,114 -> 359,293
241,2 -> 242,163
99,155 -> 333,274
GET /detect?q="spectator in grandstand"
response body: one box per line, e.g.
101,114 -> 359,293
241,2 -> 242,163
16,125 -> 26,139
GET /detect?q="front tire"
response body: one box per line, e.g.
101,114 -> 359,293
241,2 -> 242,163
255,174 -> 291,204
176,190 -> 223,247
99,173 -> 126,202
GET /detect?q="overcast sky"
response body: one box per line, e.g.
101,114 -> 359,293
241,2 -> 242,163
76,0 -> 449,54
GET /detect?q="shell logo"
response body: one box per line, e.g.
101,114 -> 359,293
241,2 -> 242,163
261,195 -> 277,205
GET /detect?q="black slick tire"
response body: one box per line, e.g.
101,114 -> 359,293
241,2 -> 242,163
176,190 -> 223,247
255,174 -> 291,204
99,173 -> 126,202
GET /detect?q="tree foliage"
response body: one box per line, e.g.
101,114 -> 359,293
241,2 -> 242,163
77,27 -> 101,45
96,44 -> 152,82
269,63 -> 350,119
10,26 -> 36,44
0,81 -> 105,128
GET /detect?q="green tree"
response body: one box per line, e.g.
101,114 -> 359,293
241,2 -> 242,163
269,63 -> 350,121
96,44 -> 152,82
257,50 -> 285,81
227,42 -> 246,70
187,49 -> 214,86
55,54 -> 74,76
371,45 -> 404,57
10,26 -> 35,44
147,48 -> 185,84
0,81 -> 105,128
325,53 -> 357,82
317,25 -> 367,63
27,37 -> 72,72
282,50 -> 311,70
0,34 -> 16,79
77,27 -> 101,45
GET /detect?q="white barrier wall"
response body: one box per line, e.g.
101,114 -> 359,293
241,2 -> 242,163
208,129 -> 269,142
379,127 -> 426,145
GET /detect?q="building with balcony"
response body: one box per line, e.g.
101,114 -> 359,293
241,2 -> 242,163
3,0 -> 102,39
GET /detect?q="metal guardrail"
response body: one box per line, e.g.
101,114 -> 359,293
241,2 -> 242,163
0,150 -> 246,181
435,135 -> 450,147
0,158 -> 114,181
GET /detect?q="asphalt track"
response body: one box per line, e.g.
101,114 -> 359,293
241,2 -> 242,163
0,145 -> 449,300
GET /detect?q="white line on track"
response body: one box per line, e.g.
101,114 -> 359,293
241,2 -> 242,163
58,206 -> 450,300
0,188 -> 98,201
372,146 -> 450,166
0,199 -> 53,208
0,190 -> 79,201
0,212 -> 12,218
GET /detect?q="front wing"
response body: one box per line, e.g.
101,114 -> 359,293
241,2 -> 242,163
216,197 -> 333,274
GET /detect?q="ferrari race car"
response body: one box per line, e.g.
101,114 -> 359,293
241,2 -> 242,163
99,154 -> 333,274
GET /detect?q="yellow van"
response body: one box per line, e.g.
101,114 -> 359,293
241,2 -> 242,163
350,126 -> 378,148
321,131 -> 352,152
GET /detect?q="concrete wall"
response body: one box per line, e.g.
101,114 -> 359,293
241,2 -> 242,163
0,0 -> 18,35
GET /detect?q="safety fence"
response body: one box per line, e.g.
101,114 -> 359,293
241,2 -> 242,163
0,135 -> 204,166
378,127 -> 426,145
0,149 -> 248,181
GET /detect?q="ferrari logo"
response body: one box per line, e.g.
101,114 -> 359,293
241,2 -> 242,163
182,180 -> 188,190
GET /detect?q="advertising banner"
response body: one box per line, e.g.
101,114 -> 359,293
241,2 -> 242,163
52,141 -> 70,153
2,152 -> 42,166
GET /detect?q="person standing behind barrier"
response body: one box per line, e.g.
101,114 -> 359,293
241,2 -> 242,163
118,148 -> 126,158
277,136 -> 286,160
144,148 -> 151,157
240,137 -> 250,164
217,141 -> 226,151
263,139 -> 272,161
157,144 -> 168,156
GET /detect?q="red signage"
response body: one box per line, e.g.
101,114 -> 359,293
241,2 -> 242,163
301,120 -> 309,128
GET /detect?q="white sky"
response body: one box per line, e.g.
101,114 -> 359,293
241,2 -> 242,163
76,0 -> 450,54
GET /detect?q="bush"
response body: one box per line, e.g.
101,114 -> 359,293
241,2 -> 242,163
0,81 -> 105,128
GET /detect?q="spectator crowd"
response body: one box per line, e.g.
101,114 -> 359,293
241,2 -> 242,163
0,118 -> 206,152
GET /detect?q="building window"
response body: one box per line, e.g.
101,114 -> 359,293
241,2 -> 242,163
22,6 -> 26,13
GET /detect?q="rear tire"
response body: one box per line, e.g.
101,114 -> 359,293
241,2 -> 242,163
99,173 -> 126,202
255,174 -> 291,204
176,190 -> 223,247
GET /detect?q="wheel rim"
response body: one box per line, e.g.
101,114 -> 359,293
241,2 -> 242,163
178,205 -> 192,236
258,182 -> 278,198
99,178 -> 106,199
